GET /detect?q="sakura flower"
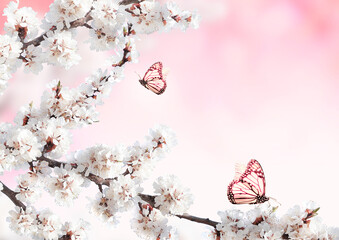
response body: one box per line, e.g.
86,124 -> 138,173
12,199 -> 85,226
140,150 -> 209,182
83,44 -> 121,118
0,34 -> 22,72
40,80 -> 75,120
87,24 -> 125,51
0,144 -> 14,173
21,45 -> 44,74
280,201 -> 323,239
15,172 -> 42,204
131,204 -> 177,240
33,209 -> 62,240
91,0 -> 125,29
153,175 -> 193,215
328,227 -> 339,240
146,124 -> 177,158
47,167 -> 84,206
124,38 -> 139,63
61,219 -> 90,240
89,192 -> 120,224
42,0 -> 93,30
126,1 -> 164,34
31,160 -> 52,176
217,209 -> 251,240
125,142 -> 156,180
5,127 -> 42,167
110,65 -> 125,82
89,176 -> 141,224
79,68 -> 119,104
7,206 -> 38,237
176,10 -> 201,31
38,70 -> 116,129
3,0 -> 40,40
41,31 -> 81,69
105,175 -> 142,211
0,62 -> 11,95
34,118 -> 72,159
74,144 -> 126,178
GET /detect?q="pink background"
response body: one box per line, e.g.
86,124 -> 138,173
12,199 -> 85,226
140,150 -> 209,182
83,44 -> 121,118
1,0 -> 339,239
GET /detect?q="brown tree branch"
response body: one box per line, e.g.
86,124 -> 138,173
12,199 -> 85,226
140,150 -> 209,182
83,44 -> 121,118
119,0 -> 145,5
0,181 -> 26,210
138,194 -> 220,228
37,155 -> 112,186
37,156 -> 221,229
176,214 -> 219,228
21,0 -> 140,51
22,11 -> 93,50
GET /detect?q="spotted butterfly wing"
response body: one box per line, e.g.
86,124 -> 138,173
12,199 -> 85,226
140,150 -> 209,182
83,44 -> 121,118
139,62 -> 167,95
227,159 -> 269,204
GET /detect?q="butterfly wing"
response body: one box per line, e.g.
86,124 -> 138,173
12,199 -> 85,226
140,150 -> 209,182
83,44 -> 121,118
143,62 -> 163,81
140,62 -> 167,95
227,159 -> 268,204
228,180 -> 260,204
145,77 -> 167,95
234,162 -> 247,181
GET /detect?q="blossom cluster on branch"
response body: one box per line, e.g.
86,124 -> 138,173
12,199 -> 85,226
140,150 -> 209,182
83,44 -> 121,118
211,202 -> 338,240
0,0 -> 200,94
0,0 -> 338,239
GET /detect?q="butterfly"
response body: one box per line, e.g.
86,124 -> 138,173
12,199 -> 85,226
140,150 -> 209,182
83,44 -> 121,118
227,159 -> 269,204
139,62 -> 167,95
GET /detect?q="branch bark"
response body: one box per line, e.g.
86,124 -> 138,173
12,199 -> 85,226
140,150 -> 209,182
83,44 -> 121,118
21,0 -> 139,51
119,0 -> 144,5
22,11 -> 93,50
0,181 -> 26,210
37,155 -> 112,186
138,194 -> 220,228
36,156 -> 222,229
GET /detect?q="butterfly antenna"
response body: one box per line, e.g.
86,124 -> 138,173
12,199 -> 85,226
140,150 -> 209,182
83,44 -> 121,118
269,197 -> 281,206
267,197 -> 281,214
135,71 -> 142,80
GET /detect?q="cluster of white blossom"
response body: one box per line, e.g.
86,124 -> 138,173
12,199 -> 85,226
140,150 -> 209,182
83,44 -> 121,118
89,175 -> 142,224
126,1 -> 200,34
0,68 -> 121,177
3,124 -> 183,239
47,166 -> 85,206
42,0 -> 93,30
79,125 -> 180,224
212,201 -> 339,240
0,34 -> 22,93
0,0 -> 201,239
3,1 -> 40,39
73,124 -> 177,180
153,175 -> 194,215
0,0 -> 200,95
15,171 -> 42,204
7,206 -> 89,240
131,204 -> 177,239
2,1 -> 337,240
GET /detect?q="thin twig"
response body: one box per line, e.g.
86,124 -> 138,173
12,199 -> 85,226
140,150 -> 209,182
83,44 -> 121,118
0,181 -> 26,210
21,0 -> 139,51
138,194 -> 220,228
37,156 -> 221,228
176,214 -> 219,228
119,0 -> 144,5
37,155 -> 112,186
22,12 -> 93,50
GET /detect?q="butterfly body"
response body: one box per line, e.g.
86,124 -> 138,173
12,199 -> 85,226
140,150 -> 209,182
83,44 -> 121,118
139,62 -> 167,95
227,159 -> 269,204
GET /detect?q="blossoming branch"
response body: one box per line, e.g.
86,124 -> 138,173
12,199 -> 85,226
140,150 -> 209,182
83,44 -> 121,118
0,0 -> 338,239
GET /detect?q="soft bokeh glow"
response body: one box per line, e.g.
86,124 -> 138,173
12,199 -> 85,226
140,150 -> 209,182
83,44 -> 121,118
1,0 -> 339,239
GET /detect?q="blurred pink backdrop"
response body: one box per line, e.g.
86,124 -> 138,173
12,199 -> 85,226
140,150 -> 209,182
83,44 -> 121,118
1,0 -> 339,239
